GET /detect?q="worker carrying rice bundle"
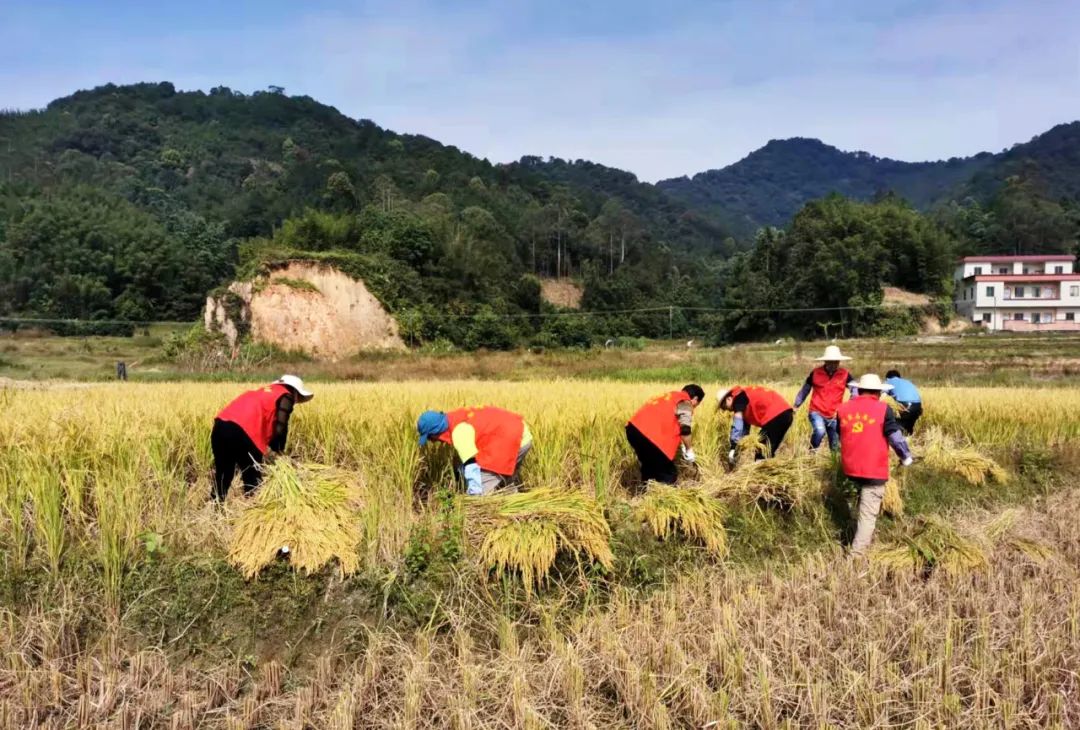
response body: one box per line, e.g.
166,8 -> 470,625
838,373 -> 914,555
717,385 -> 793,465
211,374 -> 314,501
625,385 -> 705,485
793,344 -> 855,452
885,369 -> 923,435
417,406 -> 532,496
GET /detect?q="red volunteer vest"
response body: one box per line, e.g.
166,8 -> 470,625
809,367 -> 850,418
216,383 -> 290,454
733,386 -> 790,427
838,396 -> 889,480
438,406 -> 525,476
628,390 -> 691,460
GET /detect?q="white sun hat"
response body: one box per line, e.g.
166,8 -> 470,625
852,373 -> 892,392
716,387 -> 735,406
276,374 -> 314,402
814,344 -> 852,362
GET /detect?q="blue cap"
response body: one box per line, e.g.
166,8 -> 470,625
417,410 -> 449,446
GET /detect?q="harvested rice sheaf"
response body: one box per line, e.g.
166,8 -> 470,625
464,487 -> 613,593
228,459 -> 365,579
713,453 -> 827,509
881,476 -> 903,517
917,427 -> 1008,486
635,484 -> 728,556
872,515 -> 988,576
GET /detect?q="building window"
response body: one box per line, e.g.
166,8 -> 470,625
1055,266 -> 1064,274
1071,286 -> 1079,297
985,286 -> 994,297
999,267 -> 1009,274
1015,286 -> 1025,298
982,313 -> 991,323
1068,312 -> 1076,322
973,266 -> 983,275
1014,312 -> 1024,321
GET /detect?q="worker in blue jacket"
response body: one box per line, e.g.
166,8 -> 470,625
885,370 -> 922,435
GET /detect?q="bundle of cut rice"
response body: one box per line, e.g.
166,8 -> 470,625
881,476 -> 904,517
712,453 -> 827,509
917,427 -> 1008,486
464,487 -> 613,594
228,459 -> 365,579
634,484 -> 727,556
871,515 -> 987,576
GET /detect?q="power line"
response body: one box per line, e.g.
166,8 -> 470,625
0,300 -> 945,328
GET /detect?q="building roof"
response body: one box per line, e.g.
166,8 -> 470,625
973,274 -> 1080,282
959,254 -> 1075,263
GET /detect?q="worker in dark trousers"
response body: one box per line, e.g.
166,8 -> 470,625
717,385 -> 794,464
625,385 -> 705,485
838,374 -> 914,555
885,369 -> 923,435
211,374 -> 313,501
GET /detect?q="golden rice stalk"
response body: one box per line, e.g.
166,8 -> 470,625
917,427 -> 1008,486
712,453 -> 826,509
464,487 -> 613,594
871,515 -> 987,576
228,459 -> 365,579
981,508 -> 1053,563
635,484 -> 727,557
881,477 -> 903,517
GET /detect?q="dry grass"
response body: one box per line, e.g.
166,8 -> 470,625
4,490 -> 1077,728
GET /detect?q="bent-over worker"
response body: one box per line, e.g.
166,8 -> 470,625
717,386 -> 793,463
625,385 -> 705,485
885,369 -> 923,435
417,406 -> 532,496
838,373 -> 914,556
793,344 -> 855,452
211,374 -> 313,501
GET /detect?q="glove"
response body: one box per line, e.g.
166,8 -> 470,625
682,446 -> 696,463
463,462 -> 484,496
727,449 -> 736,463
901,456 -> 914,467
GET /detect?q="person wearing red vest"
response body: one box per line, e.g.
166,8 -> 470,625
793,345 -> 855,452
717,385 -> 793,464
416,406 -> 532,496
211,375 -> 314,501
625,385 -> 705,485
838,373 -> 914,555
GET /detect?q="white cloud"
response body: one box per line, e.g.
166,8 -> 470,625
2,0 -> 1079,181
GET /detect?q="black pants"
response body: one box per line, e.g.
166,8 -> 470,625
758,409 -> 794,459
211,419 -> 263,501
897,402 -> 922,435
626,423 -> 678,485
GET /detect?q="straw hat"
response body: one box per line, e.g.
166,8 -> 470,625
276,374 -> 314,402
852,373 -> 892,392
814,345 -> 851,362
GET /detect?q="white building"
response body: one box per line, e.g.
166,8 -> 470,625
953,254 -> 1080,332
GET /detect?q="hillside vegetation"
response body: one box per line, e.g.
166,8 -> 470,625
659,127 -> 1080,249
1,82 -> 1077,347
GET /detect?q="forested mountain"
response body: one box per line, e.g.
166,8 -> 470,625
0,81 -> 1076,346
0,82 -> 729,341
657,138 -> 995,237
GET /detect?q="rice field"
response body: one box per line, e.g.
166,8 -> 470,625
2,379 -> 1080,727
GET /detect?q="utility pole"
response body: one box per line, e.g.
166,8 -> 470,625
668,306 -> 674,341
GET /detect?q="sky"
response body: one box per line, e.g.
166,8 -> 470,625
2,0 -> 1079,182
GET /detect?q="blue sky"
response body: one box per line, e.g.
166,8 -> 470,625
2,0 -> 1079,181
